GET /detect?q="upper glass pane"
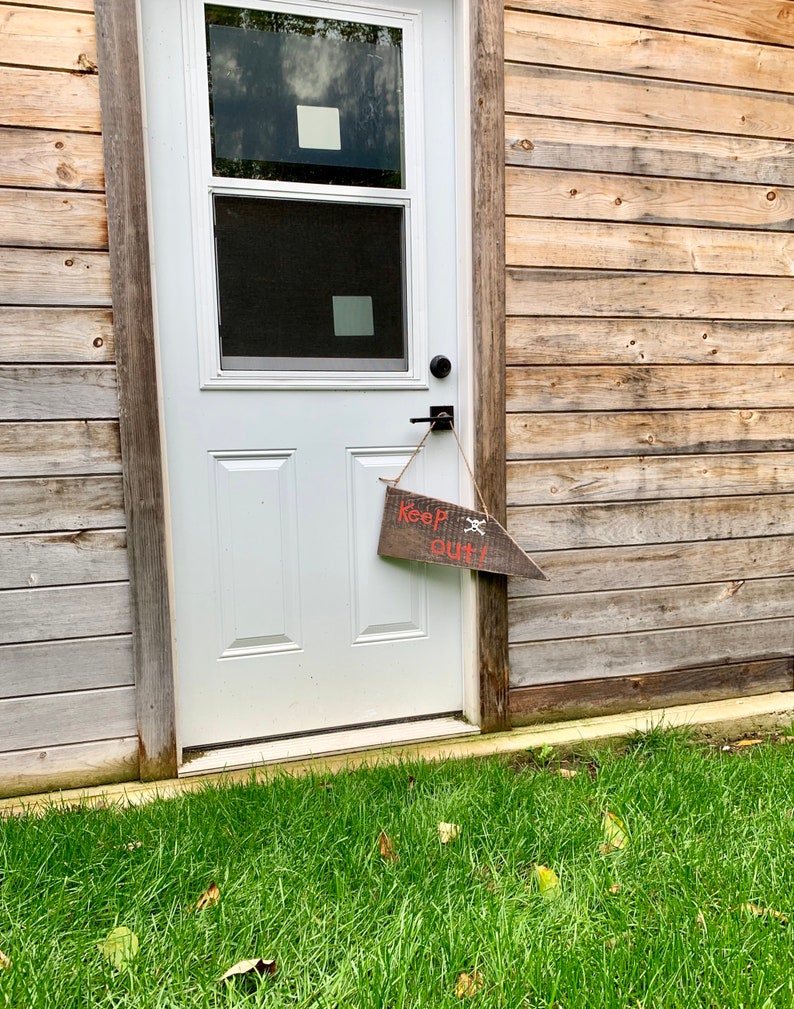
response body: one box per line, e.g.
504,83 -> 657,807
205,4 -> 405,187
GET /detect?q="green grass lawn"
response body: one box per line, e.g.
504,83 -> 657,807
2,730 -> 794,1008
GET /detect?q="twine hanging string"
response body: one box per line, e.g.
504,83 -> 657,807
380,416 -> 490,520
385,423 -> 434,488
448,421 -> 490,519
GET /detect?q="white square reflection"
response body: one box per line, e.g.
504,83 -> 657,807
296,105 -> 342,151
333,296 -> 374,337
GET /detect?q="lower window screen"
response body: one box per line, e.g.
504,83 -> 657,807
213,195 -> 407,372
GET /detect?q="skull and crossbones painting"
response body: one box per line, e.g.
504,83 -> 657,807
463,517 -> 487,536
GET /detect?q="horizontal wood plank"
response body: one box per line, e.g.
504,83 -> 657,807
0,249 -> 111,306
0,5 -> 96,72
0,307 -> 113,363
510,658 -> 794,725
505,64 -> 794,141
0,736 -> 137,800
506,115 -> 794,186
0,635 -> 132,699
509,576 -> 794,642
0,685 -> 136,750
508,452 -> 794,506
507,410 -> 794,459
0,366 -> 118,420
0,529 -> 127,589
506,270 -> 794,318
508,494 -> 794,551
0,581 -> 130,645
505,167 -> 794,231
510,535 -> 794,597
506,217 -> 794,275
506,367 -> 794,413
12,0 -> 94,11
0,420 -> 120,476
506,318 -> 794,366
0,189 -> 107,249
509,618 -> 794,687
504,10 -> 794,94
0,66 -> 100,132
503,1 -> 794,48
0,127 -> 104,190
0,476 -> 124,534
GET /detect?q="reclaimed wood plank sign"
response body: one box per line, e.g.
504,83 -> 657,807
378,486 -> 547,580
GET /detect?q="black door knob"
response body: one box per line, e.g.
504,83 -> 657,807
430,355 -> 452,379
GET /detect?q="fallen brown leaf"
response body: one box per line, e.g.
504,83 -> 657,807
195,881 -> 220,911
742,903 -> 789,924
379,830 -> 399,862
455,970 -> 484,998
219,958 -> 277,982
478,864 -> 498,893
608,883 -> 621,895
556,768 -> 578,779
0,950 -> 11,970
734,739 -> 763,748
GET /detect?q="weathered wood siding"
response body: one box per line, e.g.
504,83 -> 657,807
0,0 -> 138,795
505,1 -> 794,721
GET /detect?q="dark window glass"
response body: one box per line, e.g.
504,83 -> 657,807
214,195 -> 406,371
206,5 -> 404,187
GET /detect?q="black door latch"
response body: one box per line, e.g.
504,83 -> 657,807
409,405 -> 454,431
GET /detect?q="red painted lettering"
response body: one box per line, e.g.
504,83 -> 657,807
431,539 -> 445,555
433,509 -> 448,531
478,545 -> 488,568
446,541 -> 461,561
462,543 -> 476,564
396,500 -> 422,523
397,500 -> 415,523
421,511 -> 433,525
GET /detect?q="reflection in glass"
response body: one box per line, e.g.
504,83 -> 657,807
214,195 -> 407,371
206,5 -> 404,187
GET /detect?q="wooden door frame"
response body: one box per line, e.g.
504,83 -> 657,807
469,0 -> 509,732
94,0 -> 508,781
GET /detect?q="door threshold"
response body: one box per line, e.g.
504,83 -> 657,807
179,716 -> 480,777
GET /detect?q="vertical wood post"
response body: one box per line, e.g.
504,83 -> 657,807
471,0 -> 509,730
95,0 -> 177,780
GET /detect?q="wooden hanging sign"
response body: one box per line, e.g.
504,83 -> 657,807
378,486 -> 547,580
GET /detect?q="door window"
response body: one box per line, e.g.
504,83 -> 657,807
191,2 -> 424,385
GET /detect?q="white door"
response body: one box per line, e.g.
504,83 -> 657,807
140,0 -> 468,750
